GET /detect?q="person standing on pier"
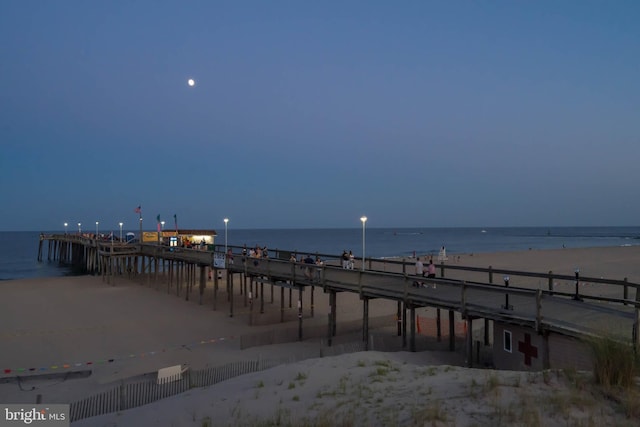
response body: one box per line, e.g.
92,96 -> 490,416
315,256 -> 324,281
426,259 -> 436,288
427,259 -> 436,278
303,254 -> 315,280
414,257 -> 425,287
342,250 -> 349,269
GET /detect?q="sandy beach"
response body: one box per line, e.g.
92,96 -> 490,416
1,245 -> 639,425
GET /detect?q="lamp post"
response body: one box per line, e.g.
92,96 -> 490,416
96,221 -> 99,237
119,222 -> 123,241
573,268 -> 582,301
78,222 -> 81,234
360,216 -> 367,271
502,275 -> 513,310
161,221 -> 165,231
64,222 -> 68,235
224,218 -> 229,266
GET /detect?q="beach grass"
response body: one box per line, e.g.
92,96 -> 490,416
588,335 -> 639,389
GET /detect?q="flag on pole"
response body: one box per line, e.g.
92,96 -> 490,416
134,206 -> 141,215
156,215 -> 161,233
173,214 -> 178,232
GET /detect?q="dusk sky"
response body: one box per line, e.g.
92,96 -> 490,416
1,1 -> 639,232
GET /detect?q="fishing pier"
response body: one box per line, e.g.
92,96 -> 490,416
38,234 -> 640,371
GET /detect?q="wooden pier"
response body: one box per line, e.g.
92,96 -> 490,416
38,234 -> 640,371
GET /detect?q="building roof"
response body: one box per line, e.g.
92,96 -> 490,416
164,229 -> 218,236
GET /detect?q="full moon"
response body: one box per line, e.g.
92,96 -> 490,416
187,78 -> 195,87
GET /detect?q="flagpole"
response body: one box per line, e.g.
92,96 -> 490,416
139,208 -> 142,244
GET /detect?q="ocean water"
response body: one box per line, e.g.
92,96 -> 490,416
1,227 -> 639,281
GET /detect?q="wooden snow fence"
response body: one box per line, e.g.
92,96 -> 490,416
70,358 -> 277,422
69,341 -> 367,422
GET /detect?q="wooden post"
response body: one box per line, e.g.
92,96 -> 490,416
623,277 -> 628,305
191,263 -> 196,296
280,287 -> 285,322
402,302 -> 407,348
548,270 -> 554,295
229,270 -> 234,318
310,286 -> 315,318
154,257 -> 159,289
363,297 -> 369,347
466,317 -> 473,368
198,265 -> 205,305
461,282 -> 467,312
176,261 -> 182,297
332,290 -> 337,336
212,269 -> 218,311
396,301 -> 402,336
328,291 -> 335,346
536,289 -> 542,332
249,288 -> 253,326
240,257 -> 245,297
436,308 -> 442,342
106,255 -> 111,285
298,287 -> 303,341
243,276 -> 248,307
449,310 -> 455,351
328,309 -> 333,347
147,256 -> 152,288
410,305 -> 416,352
484,319 -> 490,346
37,239 -> 43,262
634,308 -> 640,353
260,281 -> 265,314
185,263 -> 190,301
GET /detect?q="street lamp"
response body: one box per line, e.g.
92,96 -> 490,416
96,221 -> 99,236
119,222 -> 123,241
64,222 -> 68,234
573,268 -> 582,301
78,222 -> 82,234
161,221 -> 165,231
502,275 -> 513,310
224,218 -> 229,265
360,216 -> 367,271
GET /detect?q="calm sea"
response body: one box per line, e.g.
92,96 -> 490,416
1,227 -> 639,281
